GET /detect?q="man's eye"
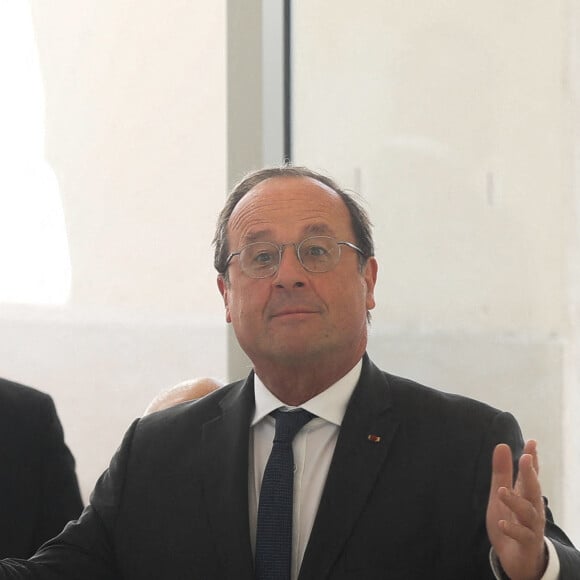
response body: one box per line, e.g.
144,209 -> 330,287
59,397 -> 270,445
304,245 -> 328,257
253,251 -> 276,264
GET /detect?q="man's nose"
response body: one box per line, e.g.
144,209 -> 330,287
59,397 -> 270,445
273,245 -> 306,288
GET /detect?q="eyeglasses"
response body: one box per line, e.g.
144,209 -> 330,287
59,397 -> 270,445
224,235 -> 364,279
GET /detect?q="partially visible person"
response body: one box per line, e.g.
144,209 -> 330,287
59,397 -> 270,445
144,377 -> 222,415
0,377 -> 83,558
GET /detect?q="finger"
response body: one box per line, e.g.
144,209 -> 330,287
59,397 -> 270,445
491,444 -> 514,493
498,486 -> 543,530
498,516 -> 539,544
516,454 -> 544,509
523,439 -> 539,474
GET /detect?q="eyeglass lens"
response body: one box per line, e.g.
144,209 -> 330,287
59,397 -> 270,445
240,236 -> 340,277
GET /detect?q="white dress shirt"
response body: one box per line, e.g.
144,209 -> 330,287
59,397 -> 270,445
248,359 -> 559,580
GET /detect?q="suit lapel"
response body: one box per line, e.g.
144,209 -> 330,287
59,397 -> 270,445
299,356 -> 400,580
201,376 -> 255,579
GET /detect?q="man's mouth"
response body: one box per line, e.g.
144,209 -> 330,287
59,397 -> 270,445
271,308 -> 318,319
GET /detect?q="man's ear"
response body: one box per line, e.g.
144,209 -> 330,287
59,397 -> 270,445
364,257 -> 378,312
217,275 -> 231,323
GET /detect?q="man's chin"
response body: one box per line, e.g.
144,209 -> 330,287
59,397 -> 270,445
265,337 -> 326,363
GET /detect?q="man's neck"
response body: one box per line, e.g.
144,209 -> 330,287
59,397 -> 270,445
253,354 -> 363,406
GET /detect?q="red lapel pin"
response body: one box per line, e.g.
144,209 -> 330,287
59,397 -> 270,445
368,434 -> 381,443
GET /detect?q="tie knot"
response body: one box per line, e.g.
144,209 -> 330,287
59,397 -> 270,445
271,409 -> 315,444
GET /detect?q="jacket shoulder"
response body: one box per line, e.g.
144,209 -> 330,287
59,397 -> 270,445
135,379 -> 248,439
362,358 -> 510,435
0,378 -> 56,434
0,377 -> 53,407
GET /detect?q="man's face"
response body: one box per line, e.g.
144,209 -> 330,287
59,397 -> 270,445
217,176 -> 378,368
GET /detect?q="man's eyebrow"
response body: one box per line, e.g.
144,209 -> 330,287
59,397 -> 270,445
243,230 -> 274,244
242,223 -> 335,244
302,223 -> 335,236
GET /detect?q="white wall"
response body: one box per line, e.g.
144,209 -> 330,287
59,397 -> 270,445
293,0 -> 579,544
0,0 -> 229,498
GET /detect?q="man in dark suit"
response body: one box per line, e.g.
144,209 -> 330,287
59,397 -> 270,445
1,166 -> 579,579
0,378 -> 83,558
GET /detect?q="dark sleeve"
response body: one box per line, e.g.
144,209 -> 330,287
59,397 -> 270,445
475,412 -> 580,579
450,410 -> 525,579
545,510 -> 580,578
32,397 -> 83,551
0,420 -> 139,579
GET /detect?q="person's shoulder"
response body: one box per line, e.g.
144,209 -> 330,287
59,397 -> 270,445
0,377 -> 54,411
0,378 -> 58,443
128,379 -> 248,456
366,367 -> 521,456
373,364 -> 504,423
138,379 -> 246,430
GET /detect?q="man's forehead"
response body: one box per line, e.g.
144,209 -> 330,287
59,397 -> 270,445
227,177 -> 350,241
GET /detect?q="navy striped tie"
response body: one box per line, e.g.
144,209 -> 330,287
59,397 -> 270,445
255,409 -> 315,580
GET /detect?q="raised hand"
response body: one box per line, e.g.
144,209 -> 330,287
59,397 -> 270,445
486,440 -> 547,580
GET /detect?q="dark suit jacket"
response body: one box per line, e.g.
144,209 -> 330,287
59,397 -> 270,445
1,356 -> 578,578
0,378 -> 83,558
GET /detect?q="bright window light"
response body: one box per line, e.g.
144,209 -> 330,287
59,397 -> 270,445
0,0 -> 71,305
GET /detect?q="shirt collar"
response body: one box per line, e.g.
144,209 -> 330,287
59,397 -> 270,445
251,358 -> 363,427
